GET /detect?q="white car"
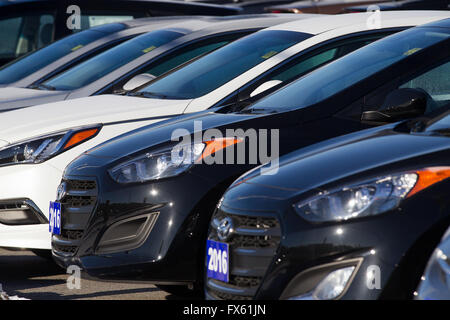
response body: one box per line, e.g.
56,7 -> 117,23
0,11 -> 449,254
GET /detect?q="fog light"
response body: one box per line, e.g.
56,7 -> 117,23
0,200 -> 47,225
289,266 -> 355,300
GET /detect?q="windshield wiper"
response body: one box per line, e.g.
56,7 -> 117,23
127,91 -> 171,99
238,107 -> 278,114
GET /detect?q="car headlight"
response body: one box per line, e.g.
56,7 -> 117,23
109,137 -> 243,184
0,126 -> 101,167
294,167 -> 450,223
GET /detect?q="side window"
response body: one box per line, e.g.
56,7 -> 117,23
399,61 -> 450,112
0,13 -> 55,62
268,38 -> 376,84
0,17 -> 23,59
234,32 -> 395,102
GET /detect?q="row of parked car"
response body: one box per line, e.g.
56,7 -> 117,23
2,0 -> 448,68
0,5 -> 449,300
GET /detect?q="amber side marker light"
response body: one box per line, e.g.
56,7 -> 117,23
63,128 -> 100,150
407,167 -> 450,198
197,137 -> 244,162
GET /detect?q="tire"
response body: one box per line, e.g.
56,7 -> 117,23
31,249 -> 53,260
156,284 -> 203,298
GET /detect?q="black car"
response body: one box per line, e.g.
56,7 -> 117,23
52,19 -> 450,296
345,0 -> 450,13
205,109 -> 450,300
0,0 -> 240,66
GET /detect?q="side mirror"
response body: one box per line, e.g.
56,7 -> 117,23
250,80 -> 282,98
122,73 -> 156,92
362,88 -> 428,123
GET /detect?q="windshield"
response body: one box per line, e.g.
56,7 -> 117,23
43,29 -> 184,91
0,23 -> 125,85
244,27 -> 450,113
136,30 -> 312,99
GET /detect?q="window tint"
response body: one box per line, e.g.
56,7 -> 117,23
245,27 -> 450,113
44,29 -> 184,90
269,37 -> 379,83
400,60 -> 450,112
0,17 -> 23,58
0,23 -> 125,85
137,30 -> 312,99
0,13 -> 55,60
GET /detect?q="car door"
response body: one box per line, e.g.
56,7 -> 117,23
362,58 -> 450,116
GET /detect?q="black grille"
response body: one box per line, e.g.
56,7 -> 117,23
61,229 -> 84,241
63,195 -> 96,207
53,244 -> 78,255
52,178 -> 98,256
206,208 -> 281,300
67,180 -> 97,191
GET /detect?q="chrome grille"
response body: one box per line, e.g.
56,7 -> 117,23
206,208 -> 281,300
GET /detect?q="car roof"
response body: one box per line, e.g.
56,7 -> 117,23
267,11 -> 450,34
122,13 -> 318,36
0,0 -> 240,10
121,13 -> 317,29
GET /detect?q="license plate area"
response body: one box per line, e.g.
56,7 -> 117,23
49,201 -> 61,235
206,239 -> 229,283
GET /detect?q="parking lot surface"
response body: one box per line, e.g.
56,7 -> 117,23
0,248 -> 175,300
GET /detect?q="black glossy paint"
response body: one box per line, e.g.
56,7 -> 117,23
208,111 -> 450,299
52,23 -> 450,288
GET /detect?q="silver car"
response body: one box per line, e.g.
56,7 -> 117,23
0,14 -> 309,112
0,16 -> 225,89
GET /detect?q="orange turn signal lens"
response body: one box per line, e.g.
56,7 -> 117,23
63,128 -> 99,150
407,167 -> 450,198
197,137 -> 243,162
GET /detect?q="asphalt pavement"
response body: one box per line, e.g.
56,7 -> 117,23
0,248 -> 177,300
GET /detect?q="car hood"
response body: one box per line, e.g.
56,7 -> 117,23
222,120 -> 450,210
66,111 -> 259,172
0,87 -> 69,112
0,95 -> 191,144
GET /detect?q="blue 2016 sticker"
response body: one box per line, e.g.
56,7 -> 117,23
49,201 -> 61,235
206,239 -> 229,283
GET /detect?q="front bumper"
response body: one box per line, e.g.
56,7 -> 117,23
205,185 -> 450,300
51,169 -> 229,284
0,163 -> 62,250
